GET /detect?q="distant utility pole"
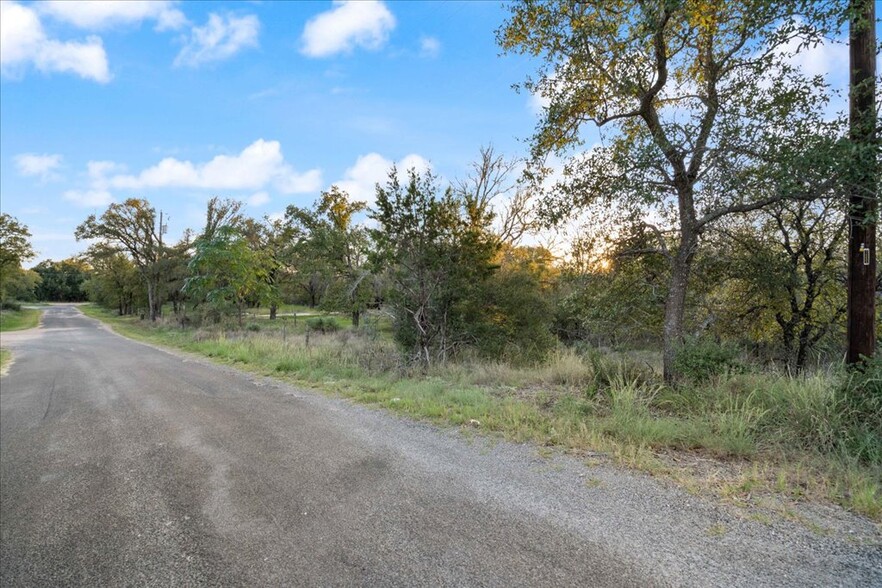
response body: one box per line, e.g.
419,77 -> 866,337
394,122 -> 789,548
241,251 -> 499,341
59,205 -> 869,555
846,0 -> 877,365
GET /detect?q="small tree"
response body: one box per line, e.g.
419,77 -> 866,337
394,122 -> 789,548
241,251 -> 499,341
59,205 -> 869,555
715,199 -> 847,371
184,225 -> 275,326
286,187 -> 373,326
371,167 -> 498,366
83,244 -> 142,315
241,216 -> 290,320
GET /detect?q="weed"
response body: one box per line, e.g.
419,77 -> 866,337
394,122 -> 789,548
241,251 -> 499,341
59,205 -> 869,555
0,307 -> 41,332
80,303 -> 882,521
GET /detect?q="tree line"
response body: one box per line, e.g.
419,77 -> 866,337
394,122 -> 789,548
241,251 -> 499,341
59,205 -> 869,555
0,0 -> 876,383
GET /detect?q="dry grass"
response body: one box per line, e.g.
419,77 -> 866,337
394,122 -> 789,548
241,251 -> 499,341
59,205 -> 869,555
81,304 -> 881,521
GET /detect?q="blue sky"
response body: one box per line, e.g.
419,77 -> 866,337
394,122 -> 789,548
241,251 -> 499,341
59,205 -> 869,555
1,1 -> 857,265
1,1 -> 545,263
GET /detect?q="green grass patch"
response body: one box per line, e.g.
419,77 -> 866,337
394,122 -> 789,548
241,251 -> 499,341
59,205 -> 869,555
0,348 -> 11,372
79,303 -> 881,521
0,307 -> 41,332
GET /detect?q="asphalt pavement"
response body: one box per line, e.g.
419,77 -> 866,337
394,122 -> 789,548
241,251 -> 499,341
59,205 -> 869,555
1,305 -> 879,587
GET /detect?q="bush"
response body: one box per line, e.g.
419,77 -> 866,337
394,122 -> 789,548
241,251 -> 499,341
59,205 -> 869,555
0,300 -> 22,311
584,349 -> 654,392
306,316 -> 340,334
673,337 -> 743,382
245,322 -> 261,332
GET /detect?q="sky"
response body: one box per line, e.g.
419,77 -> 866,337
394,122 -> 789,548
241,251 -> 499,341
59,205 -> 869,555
1,0 -> 548,264
0,1 -> 856,265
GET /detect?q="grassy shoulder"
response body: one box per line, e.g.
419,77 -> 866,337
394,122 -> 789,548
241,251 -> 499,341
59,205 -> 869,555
0,307 -> 41,332
80,303 -> 881,523
0,348 -> 10,373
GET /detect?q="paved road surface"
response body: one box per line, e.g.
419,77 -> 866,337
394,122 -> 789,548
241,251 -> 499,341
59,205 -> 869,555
1,305 -> 879,586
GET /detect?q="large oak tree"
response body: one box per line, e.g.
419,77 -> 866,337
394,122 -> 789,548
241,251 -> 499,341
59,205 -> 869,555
499,0 -> 841,380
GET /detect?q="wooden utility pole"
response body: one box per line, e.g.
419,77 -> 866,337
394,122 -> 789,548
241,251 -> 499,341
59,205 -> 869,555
846,0 -> 877,364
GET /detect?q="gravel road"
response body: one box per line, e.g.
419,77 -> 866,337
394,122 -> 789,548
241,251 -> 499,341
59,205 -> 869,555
1,305 -> 879,586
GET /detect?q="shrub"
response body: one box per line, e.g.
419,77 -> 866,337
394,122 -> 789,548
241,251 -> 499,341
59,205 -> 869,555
837,357 -> 882,465
0,300 -> 22,311
306,316 -> 340,334
245,322 -> 261,332
673,337 -> 743,382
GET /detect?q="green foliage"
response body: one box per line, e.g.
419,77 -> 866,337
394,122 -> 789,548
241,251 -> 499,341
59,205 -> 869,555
0,213 -> 35,275
471,246 -> 556,363
1,300 -> 22,311
1,268 -> 40,302
33,258 -> 90,302
285,187 -> 374,323
305,316 -> 340,334
76,199 -> 167,320
0,307 -> 41,332
371,167 -> 499,365
555,230 -> 668,348
707,199 -> 847,371
83,246 -> 145,315
673,338 -> 743,383
499,0 -> 844,381
184,225 -> 276,326
837,357 -> 882,464
0,214 -> 36,302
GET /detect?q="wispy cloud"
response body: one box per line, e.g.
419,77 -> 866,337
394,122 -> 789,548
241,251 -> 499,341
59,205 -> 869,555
63,189 -> 114,208
174,13 -> 260,68
247,191 -> 270,207
419,35 -> 440,58
14,153 -> 63,181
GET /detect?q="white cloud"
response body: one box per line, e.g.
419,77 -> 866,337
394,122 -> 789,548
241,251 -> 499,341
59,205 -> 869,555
301,1 -> 395,58
15,153 -> 63,181
87,160 -> 126,183
108,139 -> 321,194
529,90 -> 551,116
39,1 -> 186,31
247,191 -> 270,207
1,1 -> 110,82
332,152 -> 430,203
419,35 -> 440,58
63,189 -> 114,207
174,13 -> 259,68
787,36 -> 848,86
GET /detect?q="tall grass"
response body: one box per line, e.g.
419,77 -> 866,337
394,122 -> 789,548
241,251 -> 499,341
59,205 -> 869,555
0,307 -> 41,332
81,304 -> 881,520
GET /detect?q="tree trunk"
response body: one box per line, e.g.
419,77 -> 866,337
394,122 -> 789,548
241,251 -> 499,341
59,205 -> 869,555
154,289 -> 162,319
795,332 -> 809,375
146,281 -> 157,322
270,303 -> 277,320
662,231 -> 697,383
352,309 -> 360,328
